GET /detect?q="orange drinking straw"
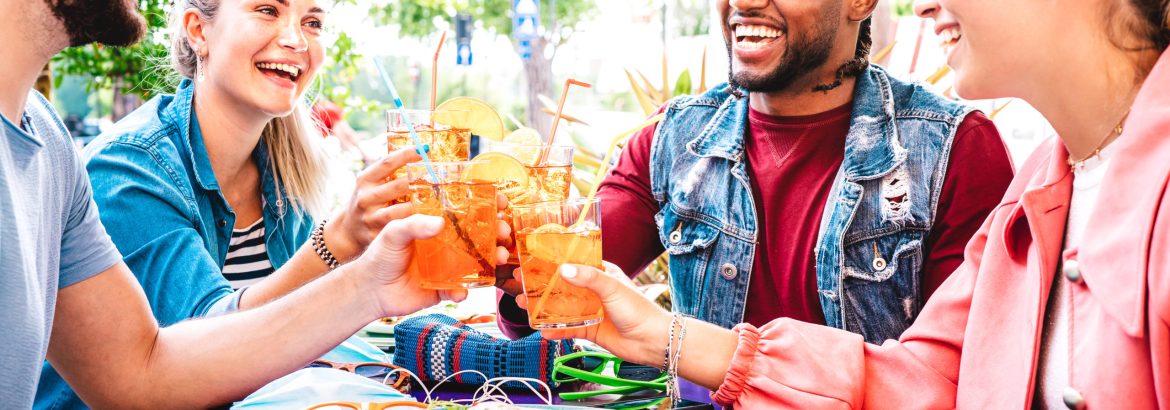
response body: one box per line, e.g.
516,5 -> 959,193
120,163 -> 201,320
430,31 -> 447,112
538,79 -> 591,166
529,114 -> 667,321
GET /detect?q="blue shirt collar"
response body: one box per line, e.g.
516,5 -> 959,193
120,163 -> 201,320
165,79 -> 289,217
164,79 -> 222,191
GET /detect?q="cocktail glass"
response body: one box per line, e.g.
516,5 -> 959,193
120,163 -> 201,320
512,198 -> 603,328
407,161 -> 497,289
387,109 -> 471,179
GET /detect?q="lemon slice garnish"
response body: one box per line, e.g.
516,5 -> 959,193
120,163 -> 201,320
465,152 -> 530,200
434,97 -> 506,141
504,127 -> 543,146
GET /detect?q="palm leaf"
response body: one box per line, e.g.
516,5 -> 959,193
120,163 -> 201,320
634,69 -> 664,104
625,69 -> 660,116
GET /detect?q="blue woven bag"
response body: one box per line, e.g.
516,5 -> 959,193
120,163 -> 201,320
392,313 -> 575,388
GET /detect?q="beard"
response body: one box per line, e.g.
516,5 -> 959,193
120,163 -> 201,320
45,0 -> 147,47
725,16 -> 838,93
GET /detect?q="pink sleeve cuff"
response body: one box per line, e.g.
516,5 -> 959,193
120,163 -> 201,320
711,323 -> 761,406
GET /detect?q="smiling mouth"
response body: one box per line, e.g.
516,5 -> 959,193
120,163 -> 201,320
733,24 -> 783,50
256,62 -> 302,83
939,26 -> 962,49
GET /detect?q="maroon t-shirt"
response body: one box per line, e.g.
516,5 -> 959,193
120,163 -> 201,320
499,104 -> 1013,334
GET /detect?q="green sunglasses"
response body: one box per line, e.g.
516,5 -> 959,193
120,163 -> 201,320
553,351 -> 669,402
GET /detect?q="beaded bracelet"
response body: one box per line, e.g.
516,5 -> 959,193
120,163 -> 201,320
311,220 -> 340,270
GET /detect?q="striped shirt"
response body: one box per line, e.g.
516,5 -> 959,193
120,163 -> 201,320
223,219 -> 274,289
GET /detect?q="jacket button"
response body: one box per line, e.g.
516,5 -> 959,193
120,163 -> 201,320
1063,260 -> 1082,283
1062,386 -> 1086,409
218,219 -> 227,227
872,257 -> 888,271
669,230 -> 682,244
719,263 -> 737,280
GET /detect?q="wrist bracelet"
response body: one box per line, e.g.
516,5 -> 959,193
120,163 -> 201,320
669,315 -> 689,405
663,313 -> 679,372
311,220 -> 340,270
663,312 -> 687,406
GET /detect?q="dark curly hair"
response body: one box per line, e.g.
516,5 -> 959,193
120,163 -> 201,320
813,17 -> 873,93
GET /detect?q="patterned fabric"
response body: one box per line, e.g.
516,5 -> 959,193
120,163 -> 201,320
223,219 -> 274,289
392,314 -> 574,388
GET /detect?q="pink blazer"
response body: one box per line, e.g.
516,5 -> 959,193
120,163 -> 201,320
712,49 -> 1170,409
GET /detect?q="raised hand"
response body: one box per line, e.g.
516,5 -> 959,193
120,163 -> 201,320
325,146 -> 421,262
516,261 -> 673,366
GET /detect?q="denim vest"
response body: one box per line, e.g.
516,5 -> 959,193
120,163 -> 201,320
649,65 -> 973,343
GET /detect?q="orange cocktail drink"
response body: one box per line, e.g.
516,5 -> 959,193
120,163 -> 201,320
512,198 -> 603,328
407,162 -> 497,289
473,141 -> 573,263
387,110 -> 471,179
480,141 -> 573,204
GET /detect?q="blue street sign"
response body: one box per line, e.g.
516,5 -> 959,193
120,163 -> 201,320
517,39 -> 532,60
513,0 -> 540,60
457,43 -> 473,65
456,13 -> 473,66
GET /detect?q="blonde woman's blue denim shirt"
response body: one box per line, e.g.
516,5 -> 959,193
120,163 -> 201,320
34,80 -> 314,410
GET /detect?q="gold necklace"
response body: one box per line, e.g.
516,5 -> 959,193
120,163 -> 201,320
1067,110 -> 1130,171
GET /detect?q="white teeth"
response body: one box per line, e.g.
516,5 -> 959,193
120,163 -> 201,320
257,62 -> 301,79
939,27 -> 962,46
738,40 -> 764,50
734,24 -> 780,39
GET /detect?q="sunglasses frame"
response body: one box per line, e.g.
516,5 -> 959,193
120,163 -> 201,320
308,360 -> 412,393
552,351 -> 669,401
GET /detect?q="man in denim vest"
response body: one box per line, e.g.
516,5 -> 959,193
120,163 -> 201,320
501,0 -> 1013,344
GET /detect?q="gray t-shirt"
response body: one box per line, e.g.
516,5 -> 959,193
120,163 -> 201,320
1,91 -> 122,407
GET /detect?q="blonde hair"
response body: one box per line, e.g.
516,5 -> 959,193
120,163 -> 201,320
169,0 -> 330,218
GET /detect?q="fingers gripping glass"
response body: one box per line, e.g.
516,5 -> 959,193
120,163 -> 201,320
307,360 -> 412,393
553,351 -> 668,401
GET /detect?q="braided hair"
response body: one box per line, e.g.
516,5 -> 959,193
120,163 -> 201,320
813,17 -> 873,93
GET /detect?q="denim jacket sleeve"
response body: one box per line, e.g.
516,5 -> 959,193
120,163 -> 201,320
85,140 -> 236,326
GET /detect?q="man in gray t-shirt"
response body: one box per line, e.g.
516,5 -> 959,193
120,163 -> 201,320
1,0 -> 493,407
0,89 -> 124,407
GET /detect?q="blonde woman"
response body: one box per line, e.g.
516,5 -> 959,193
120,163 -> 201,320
35,0 -> 418,408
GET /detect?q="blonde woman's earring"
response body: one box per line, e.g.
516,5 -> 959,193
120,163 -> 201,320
197,55 -> 206,82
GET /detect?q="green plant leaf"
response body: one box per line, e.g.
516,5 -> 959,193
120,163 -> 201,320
673,69 -> 692,98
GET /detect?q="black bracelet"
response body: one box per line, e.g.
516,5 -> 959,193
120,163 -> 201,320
311,220 -> 340,270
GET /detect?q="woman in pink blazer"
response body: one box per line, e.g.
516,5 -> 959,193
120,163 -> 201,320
524,0 -> 1170,407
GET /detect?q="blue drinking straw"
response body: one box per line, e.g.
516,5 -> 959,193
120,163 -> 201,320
372,58 -> 440,183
